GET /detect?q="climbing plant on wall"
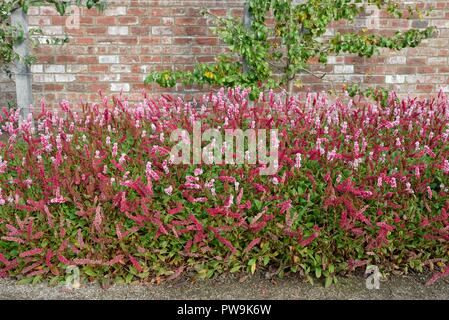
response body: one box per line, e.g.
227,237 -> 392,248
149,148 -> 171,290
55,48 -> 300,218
145,0 -> 435,99
0,0 -> 105,75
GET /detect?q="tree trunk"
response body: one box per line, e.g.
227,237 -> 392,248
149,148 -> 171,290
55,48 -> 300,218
287,78 -> 294,98
11,8 -> 33,121
242,2 -> 252,74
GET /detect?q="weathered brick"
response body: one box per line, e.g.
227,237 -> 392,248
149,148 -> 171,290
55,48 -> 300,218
108,26 -> 129,36
387,56 -> 407,64
99,55 -> 120,64
111,83 -> 130,92
386,75 -> 405,84
151,27 -> 173,36
55,74 -> 76,83
45,65 -> 65,73
334,65 -> 354,74
104,6 -> 127,16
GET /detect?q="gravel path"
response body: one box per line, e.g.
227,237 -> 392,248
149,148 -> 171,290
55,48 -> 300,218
1,272 -> 449,300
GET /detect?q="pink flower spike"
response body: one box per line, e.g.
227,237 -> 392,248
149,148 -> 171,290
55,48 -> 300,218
164,185 -> 173,195
427,186 -> 433,199
194,168 -> 203,176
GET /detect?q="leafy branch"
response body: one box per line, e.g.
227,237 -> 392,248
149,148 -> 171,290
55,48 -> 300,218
145,0 -> 435,99
0,0 -> 105,76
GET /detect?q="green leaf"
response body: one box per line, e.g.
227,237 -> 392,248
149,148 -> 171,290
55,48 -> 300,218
17,277 -> 33,285
324,276 -> 333,288
83,268 -> 97,277
315,267 -> 322,279
230,265 -> 241,273
125,273 -> 134,283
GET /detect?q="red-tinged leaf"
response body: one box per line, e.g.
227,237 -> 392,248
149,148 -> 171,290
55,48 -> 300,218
193,231 -> 207,244
45,250 -> 54,268
209,227 -> 237,254
129,255 -> 144,273
0,259 -> 18,273
249,221 -> 267,233
219,176 -> 236,183
168,203 -> 184,215
5,224 -> 20,236
184,240 -> 193,252
167,266 -> 185,281
189,214 -> 203,231
106,255 -> 124,266
27,269 -> 47,277
277,200 -> 292,215
119,134 -> 127,144
244,238 -> 261,253
32,231 -> 44,240
22,261 -> 43,274
111,159 -> 124,172
77,229 -> 85,249
1,236 -> 25,244
0,253 -> 10,266
122,226 -> 140,239
57,254 -> 71,265
426,267 -> 449,286
58,240 -> 68,253
93,206 -> 103,232
376,221 -> 395,232
72,258 -> 103,265
206,207 -> 225,216
15,204 -> 35,212
115,223 -> 124,240
299,232 -> 319,247
236,187 -> 244,205
253,183 -> 268,193
19,248 -> 44,258
26,220 -> 33,241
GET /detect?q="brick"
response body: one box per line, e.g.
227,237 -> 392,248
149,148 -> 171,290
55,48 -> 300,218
111,83 -> 130,92
100,74 -> 121,82
89,65 -> 109,73
387,56 -> 407,64
56,56 -> 77,63
44,84 -> 64,91
99,55 -> 120,64
104,7 -> 127,16
31,65 -> 44,73
428,57 -> 447,65
111,65 -> 131,73
66,65 -> 88,73
33,74 -> 55,83
108,26 -> 129,36
386,75 -> 405,84
334,65 -> 354,74
152,27 -> 173,36
118,17 -> 139,25
41,26 -> 63,35
140,18 -> 161,26
55,75 -> 76,83
96,17 -> 116,25
45,65 -> 65,73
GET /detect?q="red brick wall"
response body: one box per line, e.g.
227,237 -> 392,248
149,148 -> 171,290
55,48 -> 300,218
0,74 -> 16,105
1,0 -> 449,107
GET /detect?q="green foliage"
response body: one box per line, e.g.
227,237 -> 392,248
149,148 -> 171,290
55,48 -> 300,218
145,0 -> 435,96
0,0 -> 105,75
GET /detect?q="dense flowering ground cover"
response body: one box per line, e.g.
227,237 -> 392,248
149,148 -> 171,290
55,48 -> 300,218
0,88 -> 448,286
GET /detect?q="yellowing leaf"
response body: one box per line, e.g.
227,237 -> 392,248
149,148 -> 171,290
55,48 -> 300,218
250,263 -> 256,274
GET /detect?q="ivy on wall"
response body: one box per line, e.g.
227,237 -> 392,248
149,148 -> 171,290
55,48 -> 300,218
0,0 -> 105,76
